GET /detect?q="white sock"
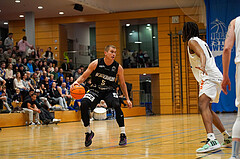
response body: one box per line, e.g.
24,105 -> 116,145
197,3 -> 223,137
207,133 -> 216,140
120,127 -> 125,134
232,141 -> 240,158
222,130 -> 231,139
85,126 -> 91,133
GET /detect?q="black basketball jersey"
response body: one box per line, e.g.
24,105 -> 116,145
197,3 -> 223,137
90,58 -> 119,91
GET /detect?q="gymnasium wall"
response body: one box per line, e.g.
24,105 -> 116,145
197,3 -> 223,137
9,8 -> 205,115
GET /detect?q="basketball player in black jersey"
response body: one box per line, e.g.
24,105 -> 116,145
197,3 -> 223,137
71,45 -> 132,147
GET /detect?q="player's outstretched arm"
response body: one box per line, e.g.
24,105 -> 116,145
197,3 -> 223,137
188,40 -> 207,75
117,65 -> 132,109
71,59 -> 98,88
222,19 -> 236,95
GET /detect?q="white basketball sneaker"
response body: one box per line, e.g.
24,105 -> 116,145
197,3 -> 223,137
196,139 -> 221,153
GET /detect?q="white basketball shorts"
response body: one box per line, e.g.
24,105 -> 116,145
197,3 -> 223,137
199,79 -> 222,103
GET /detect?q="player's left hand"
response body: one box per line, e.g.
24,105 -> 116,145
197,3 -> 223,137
126,100 -> 132,109
195,66 -> 208,75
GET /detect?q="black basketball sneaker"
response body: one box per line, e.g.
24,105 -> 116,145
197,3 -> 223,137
119,133 -> 127,146
85,131 -> 94,147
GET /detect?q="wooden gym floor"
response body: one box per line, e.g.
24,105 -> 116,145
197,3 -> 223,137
0,113 -> 236,159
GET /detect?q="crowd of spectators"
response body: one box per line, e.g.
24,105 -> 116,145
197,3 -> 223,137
0,33 -> 88,125
122,48 -> 152,68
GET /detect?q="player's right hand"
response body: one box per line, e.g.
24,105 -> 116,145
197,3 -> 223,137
70,81 -> 79,89
221,76 -> 231,95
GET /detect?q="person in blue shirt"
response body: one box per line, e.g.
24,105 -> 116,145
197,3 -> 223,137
27,59 -> 34,74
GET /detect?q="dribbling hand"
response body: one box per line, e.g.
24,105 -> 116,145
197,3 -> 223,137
70,81 -> 80,89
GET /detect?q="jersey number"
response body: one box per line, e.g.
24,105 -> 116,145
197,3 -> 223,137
101,80 -> 106,85
205,44 -> 212,58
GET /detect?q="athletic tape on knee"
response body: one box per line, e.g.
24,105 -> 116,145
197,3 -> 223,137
232,116 -> 240,138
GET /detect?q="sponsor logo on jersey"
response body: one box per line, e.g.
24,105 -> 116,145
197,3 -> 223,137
112,66 -> 116,72
99,65 -> 105,68
95,72 -> 115,82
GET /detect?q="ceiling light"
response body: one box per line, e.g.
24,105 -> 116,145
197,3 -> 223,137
15,0 -> 20,3
132,30 -> 135,33
147,24 -> 151,26
153,36 -> 156,39
38,6 -> 43,9
143,73 -> 146,76
129,33 -> 133,36
19,14 -> 24,18
59,11 -> 64,15
126,24 -> 130,27
135,41 -> 142,44
3,22 -> 8,25
0,10 -> 1,13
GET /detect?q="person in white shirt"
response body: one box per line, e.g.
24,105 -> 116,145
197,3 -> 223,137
182,22 -> 232,153
222,16 -> 240,159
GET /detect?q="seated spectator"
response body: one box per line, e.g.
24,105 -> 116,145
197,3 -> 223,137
21,93 -> 41,125
18,64 -> 26,78
35,89 -> 61,124
5,63 -> 14,96
59,82 -> 71,106
27,59 -> 34,74
35,89 -> 52,110
122,48 -> 130,68
33,59 -> 39,71
5,63 -> 13,80
0,85 -> 11,113
61,58 -> 68,71
69,76 -> 74,85
38,60 -> 44,70
30,72 -> 39,89
57,76 -> 64,87
65,77 -> 70,90
74,68 -> 82,81
3,48 -> 12,62
51,66 -> 59,81
49,82 -> 68,110
49,74 -> 55,89
46,66 -> 52,78
12,46 -> 18,56
13,72 -> 26,91
58,68 -> 64,78
11,53 -> 17,65
40,71 -> 47,82
15,57 -> 22,67
22,58 -> 29,72
35,68 -> 41,81
0,62 -> 6,79
23,89 -> 35,102
26,71 -> 31,82
13,88 -> 22,103
48,62 -> 54,72
22,73 -> 33,92
42,47 -> 57,66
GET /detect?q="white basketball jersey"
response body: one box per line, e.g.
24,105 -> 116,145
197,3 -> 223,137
187,37 -> 223,83
235,16 -> 240,64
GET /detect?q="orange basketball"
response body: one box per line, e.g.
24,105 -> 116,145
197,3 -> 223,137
70,85 -> 85,99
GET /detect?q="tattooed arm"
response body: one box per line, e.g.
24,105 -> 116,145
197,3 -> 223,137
222,19 -> 236,95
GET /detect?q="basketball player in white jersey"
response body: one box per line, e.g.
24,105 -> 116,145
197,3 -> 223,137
182,22 -> 232,153
222,17 -> 240,159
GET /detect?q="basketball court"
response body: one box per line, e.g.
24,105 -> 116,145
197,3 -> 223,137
0,114 -> 235,159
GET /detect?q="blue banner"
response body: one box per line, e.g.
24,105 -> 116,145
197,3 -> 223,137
204,0 -> 240,112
